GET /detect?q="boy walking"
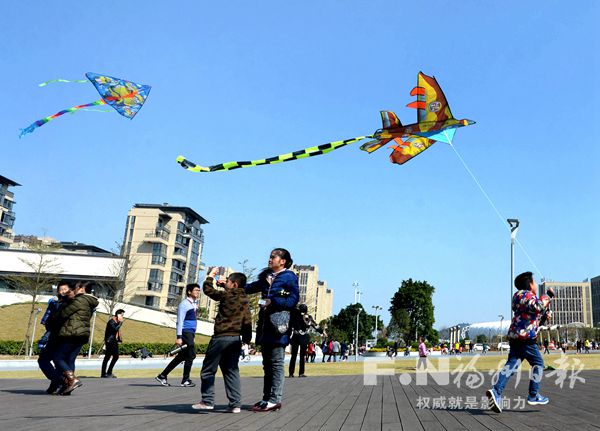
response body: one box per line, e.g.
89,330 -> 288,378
192,268 -> 252,413
156,283 -> 201,387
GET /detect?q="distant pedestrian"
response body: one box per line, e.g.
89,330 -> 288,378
192,268 -> 252,413
542,339 -> 550,355
393,340 -> 399,357
417,337 -> 428,370
341,342 -> 348,361
321,340 -> 329,362
330,340 -> 340,362
469,341 -> 474,353
101,309 -> 125,378
155,283 -> 201,388
576,339 -> 581,354
289,304 -> 320,378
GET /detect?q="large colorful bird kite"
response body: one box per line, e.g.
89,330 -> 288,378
360,71 -> 475,164
19,72 -> 151,137
176,71 -> 473,172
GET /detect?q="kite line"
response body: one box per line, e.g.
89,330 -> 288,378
447,140 -> 544,279
176,135 -> 373,173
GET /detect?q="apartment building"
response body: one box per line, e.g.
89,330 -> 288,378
122,204 -> 208,311
540,280 -> 593,327
292,264 -> 334,324
591,275 -> 600,327
0,175 -> 20,249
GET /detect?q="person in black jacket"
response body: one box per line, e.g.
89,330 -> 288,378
37,280 -> 72,394
101,309 -> 125,378
288,304 -> 321,378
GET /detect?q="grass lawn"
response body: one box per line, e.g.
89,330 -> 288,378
0,302 -> 210,345
2,353 -> 599,379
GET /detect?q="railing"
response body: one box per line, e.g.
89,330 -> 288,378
145,230 -> 169,241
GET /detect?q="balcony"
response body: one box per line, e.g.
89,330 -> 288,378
151,255 -> 167,266
144,230 -> 169,242
172,248 -> 188,261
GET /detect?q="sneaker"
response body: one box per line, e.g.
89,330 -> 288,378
181,379 -> 196,387
486,388 -> 502,413
155,375 -> 170,386
191,401 -> 214,410
299,374 -> 307,378
527,394 -> 549,405
228,406 -> 241,414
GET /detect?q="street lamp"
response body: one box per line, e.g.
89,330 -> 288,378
507,218 -> 520,305
353,281 -> 359,304
498,314 -> 504,346
372,305 -> 382,339
355,306 -> 362,362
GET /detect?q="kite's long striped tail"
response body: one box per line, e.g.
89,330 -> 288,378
38,78 -> 88,87
176,135 -> 372,173
19,99 -> 106,138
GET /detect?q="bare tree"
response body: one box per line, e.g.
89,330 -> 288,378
7,242 -> 62,356
96,242 -> 137,316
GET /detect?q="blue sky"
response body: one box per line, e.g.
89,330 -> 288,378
2,1 -> 598,328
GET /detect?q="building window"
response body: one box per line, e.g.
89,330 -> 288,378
149,269 -> 164,281
145,296 -> 156,307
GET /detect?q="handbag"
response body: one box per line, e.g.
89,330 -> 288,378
269,311 -> 290,334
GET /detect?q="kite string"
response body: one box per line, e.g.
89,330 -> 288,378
448,141 -> 544,279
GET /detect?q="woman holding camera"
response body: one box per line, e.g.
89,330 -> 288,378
245,248 -> 299,412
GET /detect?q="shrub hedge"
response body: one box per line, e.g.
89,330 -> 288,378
0,340 -> 210,356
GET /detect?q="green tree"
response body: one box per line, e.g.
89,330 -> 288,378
389,278 -> 437,345
324,303 -> 383,345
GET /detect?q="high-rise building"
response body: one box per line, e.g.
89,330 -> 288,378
0,175 -> 20,249
591,275 -> 600,327
540,280 -> 593,327
122,204 -> 208,311
292,264 -> 333,323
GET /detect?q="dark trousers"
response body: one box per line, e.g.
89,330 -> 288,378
288,343 -> 307,376
160,331 -> 196,382
38,339 -> 61,384
101,342 -> 120,376
54,337 -> 87,374
200,336 -> 242,408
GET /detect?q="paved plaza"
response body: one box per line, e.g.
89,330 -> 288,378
1,370 -> 598,431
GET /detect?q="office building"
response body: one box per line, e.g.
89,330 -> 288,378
591,275 -> 600,327
540,280 -> 593,327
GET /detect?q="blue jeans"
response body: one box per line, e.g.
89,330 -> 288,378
493,341 -> 544,397
37,339 -> 61,384
261,344 -> 285,403
54,337 -> 87,373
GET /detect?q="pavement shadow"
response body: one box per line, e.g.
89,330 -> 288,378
125,404 -> 255,414
0,389 -> 47,395
125,404 -> 202,415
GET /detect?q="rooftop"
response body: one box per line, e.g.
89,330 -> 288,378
133,203 -> 209,224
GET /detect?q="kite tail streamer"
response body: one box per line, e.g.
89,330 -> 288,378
176,135 -> 373,173
448,142 -> 544,279
38,79 -> 88,87
19,99 -> 107,138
